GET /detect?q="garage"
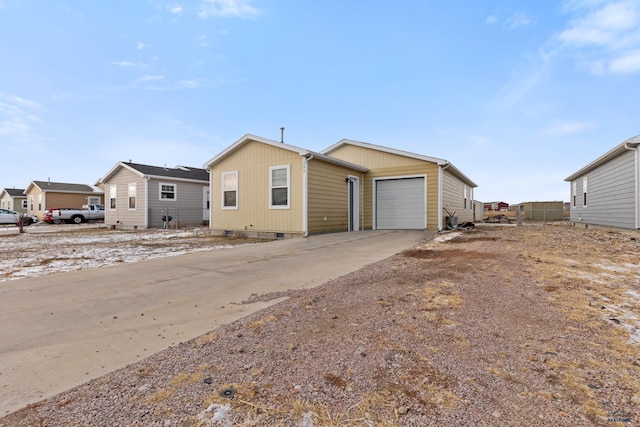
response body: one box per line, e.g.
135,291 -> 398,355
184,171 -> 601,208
375,177 -> 426,229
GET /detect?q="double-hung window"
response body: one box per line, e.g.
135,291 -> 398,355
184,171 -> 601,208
572,182 -> 577,208
109,185 -> 117,209
160,183 -> 176,200
222,171 -> 238,209
269,165 -> 290,209
128,183 -> 136,210
582,177 -> 588,207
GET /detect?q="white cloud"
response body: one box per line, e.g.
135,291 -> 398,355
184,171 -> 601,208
558,0 -> 640,74
198,0 -> 262,18
488,48 -> 552,111
113,60 -> 135,67
609,48 -> 640,72
139,75 -> 165,81
505,12 -> 533,29
0,94 -> 43,140
177,80 -> 199,88
136,42 -> 150,50
485,11 -> 532,29
486,15 -> 498,24
543,121 -> 591,136
167,4 -> 183,15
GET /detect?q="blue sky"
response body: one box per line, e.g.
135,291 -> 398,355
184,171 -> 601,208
1,0 -> 640,204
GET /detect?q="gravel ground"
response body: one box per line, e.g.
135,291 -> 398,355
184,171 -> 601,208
2,223 -> 640,426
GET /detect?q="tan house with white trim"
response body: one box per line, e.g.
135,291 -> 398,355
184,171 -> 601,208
204,134 -> 477,238
24,181 -> 104,221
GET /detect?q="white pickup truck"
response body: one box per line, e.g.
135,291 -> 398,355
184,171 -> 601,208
49,204 -> 105,224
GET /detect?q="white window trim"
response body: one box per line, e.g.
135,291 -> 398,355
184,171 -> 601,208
582,176 -> 588,207
222,171 -> 238,210
159,182 -> 177,201
128,183 -> 137,210
109,185 -> 117,210
269,164 -> 290,209
572,181 -> 577,208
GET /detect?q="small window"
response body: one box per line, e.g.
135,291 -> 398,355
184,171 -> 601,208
572,182 -> 577,208
109,185 -> 117,209
30,196 -> 34,211
463,186 -> 468,210
222,171 -> 238,209
269,165 -> 290,209
22,199 -> 28,209
582,177 -> 588,207
38,194 -> 42,212
128,183 -> 136,210
160,183 -> 176,200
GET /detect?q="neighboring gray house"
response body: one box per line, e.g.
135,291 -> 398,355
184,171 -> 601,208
100,162 -> 210,229
564,135 -> 640,230
0,188 -> 27,213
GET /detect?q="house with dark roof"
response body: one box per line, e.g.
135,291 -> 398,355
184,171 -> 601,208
24,181 -> 104,221
565,135 -> 640,230
100,162 -> 210,229
0,188 -> 28,213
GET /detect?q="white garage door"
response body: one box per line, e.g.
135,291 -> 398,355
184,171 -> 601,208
375,177 -> 426,229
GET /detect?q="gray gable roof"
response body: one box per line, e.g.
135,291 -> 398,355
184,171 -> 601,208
123,162 -> 209,182
3,188 -> 26,197
31,181 -> 99,193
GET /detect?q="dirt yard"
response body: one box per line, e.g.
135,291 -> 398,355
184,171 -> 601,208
1,223 -> 639,426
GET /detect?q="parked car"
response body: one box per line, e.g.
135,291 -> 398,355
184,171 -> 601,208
0,208 -> 37,226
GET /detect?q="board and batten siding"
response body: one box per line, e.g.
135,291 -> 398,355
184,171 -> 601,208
327,145 -> 439,230
570,149 -> 636,229
442,169 -> 474,225
307,159 -> 364,234
147,178 -> 208,228
104,168 -> 147,228
210,140 -> 304,235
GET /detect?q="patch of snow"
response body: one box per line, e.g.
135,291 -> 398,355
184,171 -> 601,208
434,232 -> 461,243
0,228 -> 256,283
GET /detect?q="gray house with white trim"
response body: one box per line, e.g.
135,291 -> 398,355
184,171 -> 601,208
0,188 -> 27,213
100,162 -> 210,229
564,135 -> 640,230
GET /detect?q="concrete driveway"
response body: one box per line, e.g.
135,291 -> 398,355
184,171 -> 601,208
0,229 -> 433,416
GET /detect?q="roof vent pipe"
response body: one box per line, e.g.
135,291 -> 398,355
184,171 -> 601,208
280,127 -> 285,143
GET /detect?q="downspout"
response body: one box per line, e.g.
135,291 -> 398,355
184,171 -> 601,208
144,176 -> 150,228
624,142 -> 640,229
438,162 -> 450,232
303,154 -> 312,237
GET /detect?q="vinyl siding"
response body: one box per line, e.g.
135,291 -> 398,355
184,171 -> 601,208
104,168 -> 147,227
147,178 -> 208,228
210,140 -> 305,234
569,149 -> 636,229
442,169 -> 473,225
0,194 -> 26,212
327,145 -> 439,230
307,160 -> 364,233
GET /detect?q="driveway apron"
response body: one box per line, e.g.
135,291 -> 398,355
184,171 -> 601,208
0,229 -> 433,416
